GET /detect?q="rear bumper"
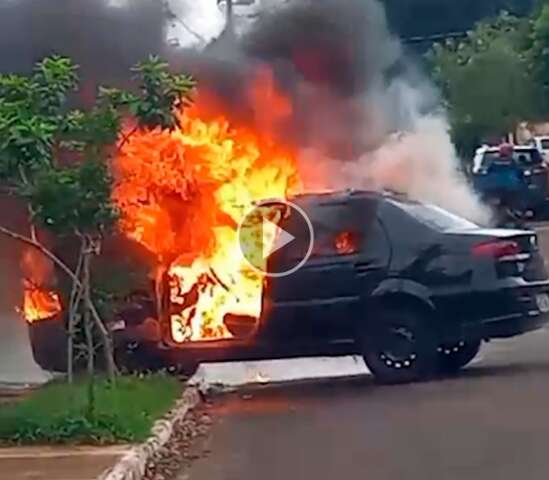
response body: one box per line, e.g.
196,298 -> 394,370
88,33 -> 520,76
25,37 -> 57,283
460,282 -> 549,340
463,311 -> 549,340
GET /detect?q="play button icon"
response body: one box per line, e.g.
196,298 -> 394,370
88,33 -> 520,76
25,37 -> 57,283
266,220 -> 295,254
238,199 -> 314,277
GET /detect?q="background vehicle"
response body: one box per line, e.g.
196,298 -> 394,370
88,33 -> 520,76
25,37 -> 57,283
533,136 -> 549,161
472,145 -> 549,218
29,191 -> 549,384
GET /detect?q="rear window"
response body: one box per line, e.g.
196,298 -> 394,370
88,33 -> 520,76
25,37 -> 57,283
480,149 -> 543,168
390,200 -> 478,231
514,149 -> 543,166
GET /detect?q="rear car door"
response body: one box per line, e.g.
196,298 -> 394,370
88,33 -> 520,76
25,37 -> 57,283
264,196 -> 379,342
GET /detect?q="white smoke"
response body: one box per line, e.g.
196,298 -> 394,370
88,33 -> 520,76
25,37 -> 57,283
305,78 -> 491,225
364,117 -> 490,223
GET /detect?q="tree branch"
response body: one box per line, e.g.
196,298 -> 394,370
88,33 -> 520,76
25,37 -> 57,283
0,225 -> 79,284
116,125 -> 138,153
0,224 -> 119,381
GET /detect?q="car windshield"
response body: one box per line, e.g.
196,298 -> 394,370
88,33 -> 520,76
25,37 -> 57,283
391,200 -> 478,231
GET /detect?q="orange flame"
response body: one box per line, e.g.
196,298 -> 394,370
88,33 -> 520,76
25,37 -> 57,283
19,248 -> 61,323
21,280 -> 62,323
113,72 -> 301,343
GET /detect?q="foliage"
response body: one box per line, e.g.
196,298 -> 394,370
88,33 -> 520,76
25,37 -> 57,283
0,375 -> 181,444
100,55 -> 196,130
429,12 -> 540,155
0,54 -> 195,233
531,3 -> 549,110
0,56 -> 78,182
0,54 -> 196,387
28,159 -> 118,236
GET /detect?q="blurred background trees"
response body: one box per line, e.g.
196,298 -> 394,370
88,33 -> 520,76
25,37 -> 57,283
428,2 -> 549,156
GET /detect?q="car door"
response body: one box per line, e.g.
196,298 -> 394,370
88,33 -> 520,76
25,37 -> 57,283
264,197 -> 378,343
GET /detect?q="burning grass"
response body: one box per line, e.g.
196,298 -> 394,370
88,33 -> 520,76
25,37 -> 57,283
0,375 -> 181,445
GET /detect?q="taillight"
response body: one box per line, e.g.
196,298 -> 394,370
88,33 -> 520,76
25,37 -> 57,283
472,240 -> 520,258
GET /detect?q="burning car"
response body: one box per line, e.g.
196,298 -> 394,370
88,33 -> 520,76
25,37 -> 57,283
28,190 -> 549,384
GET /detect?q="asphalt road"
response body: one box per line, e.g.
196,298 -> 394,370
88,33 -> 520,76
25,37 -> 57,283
184,225 -> 549,480
187,332 -> 549,480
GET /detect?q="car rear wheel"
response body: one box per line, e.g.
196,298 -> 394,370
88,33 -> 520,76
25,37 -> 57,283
437,340 -> 481,374
360,307 -> 437,385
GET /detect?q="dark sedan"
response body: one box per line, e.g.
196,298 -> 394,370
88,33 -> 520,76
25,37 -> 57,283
29,190 -> 549,384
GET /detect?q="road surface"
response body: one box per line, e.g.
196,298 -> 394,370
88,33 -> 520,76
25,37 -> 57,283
184,225 -> 549,480
187,330 -> 549,480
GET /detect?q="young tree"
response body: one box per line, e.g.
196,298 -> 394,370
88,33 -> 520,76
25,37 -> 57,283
0,55 -> 195,386
429,12 -> 539,155
531,2 -> 549,111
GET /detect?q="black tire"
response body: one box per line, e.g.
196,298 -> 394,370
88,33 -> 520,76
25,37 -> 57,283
437,340 -> 481,374
360,307 -> 437,385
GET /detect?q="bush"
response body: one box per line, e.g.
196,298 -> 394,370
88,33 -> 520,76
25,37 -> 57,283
0,374 -> 181,445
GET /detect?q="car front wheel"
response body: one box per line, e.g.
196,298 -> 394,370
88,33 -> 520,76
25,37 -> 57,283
360,307 -> 437,385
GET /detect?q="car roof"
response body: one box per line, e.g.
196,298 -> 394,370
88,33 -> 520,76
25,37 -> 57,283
477,145 -> 539,154
289,189 -> 408,205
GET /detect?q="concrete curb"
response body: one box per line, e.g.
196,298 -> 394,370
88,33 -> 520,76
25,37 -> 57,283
189,356 -> 371,395
98,387 -> 201,480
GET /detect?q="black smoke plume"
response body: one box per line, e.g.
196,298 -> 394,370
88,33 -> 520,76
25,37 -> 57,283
178,0 -> 413,160
0,0 -> 165,84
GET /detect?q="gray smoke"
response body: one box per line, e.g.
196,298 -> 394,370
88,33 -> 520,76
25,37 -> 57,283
0,0 -> 165,83
0,0 -> 489,222
176,0 -> 489,223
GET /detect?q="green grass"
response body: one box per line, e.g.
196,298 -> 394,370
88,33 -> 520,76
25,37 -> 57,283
0,374 -> 182,445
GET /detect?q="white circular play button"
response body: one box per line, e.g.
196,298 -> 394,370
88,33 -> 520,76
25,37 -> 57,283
238,199 -> 314,278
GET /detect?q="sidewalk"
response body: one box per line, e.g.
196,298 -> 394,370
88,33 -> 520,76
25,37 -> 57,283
0,445 -> 130,480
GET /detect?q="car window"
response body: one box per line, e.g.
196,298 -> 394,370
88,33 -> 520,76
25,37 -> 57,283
390,200 -> 478,231
308,203 -> 368,257
480,149 -> 543,168
275,200 -> 375,261
541,139 -> 549,150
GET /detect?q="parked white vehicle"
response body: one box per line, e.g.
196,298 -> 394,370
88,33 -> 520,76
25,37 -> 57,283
532,136 -> 549,161
472,144 -> 547,175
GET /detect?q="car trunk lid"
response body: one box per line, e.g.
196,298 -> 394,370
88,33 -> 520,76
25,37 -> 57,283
449,228 -> 547,281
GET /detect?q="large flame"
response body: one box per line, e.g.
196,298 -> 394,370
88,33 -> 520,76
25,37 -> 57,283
113,72 -> 301,343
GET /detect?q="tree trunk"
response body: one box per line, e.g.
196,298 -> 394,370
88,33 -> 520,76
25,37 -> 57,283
82,247 -> 96,418
82,235 -> 117,383
155,264 -> 168,328
67,244 -> 85,384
